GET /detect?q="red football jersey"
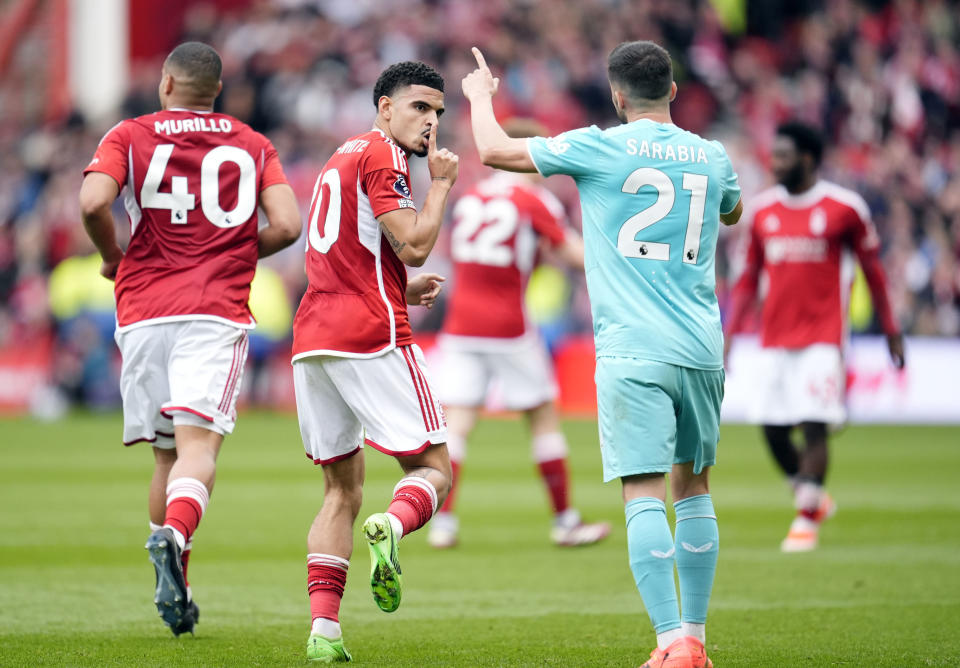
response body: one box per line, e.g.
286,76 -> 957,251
442,173 -> 569,340
83,108 -> 288,329
727,180 -> 899,348
292,130 -> 418,358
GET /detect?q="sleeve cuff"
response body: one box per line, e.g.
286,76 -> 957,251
526,138 -> 546,176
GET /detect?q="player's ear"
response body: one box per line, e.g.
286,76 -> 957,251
609,85 -> 622,113
215,80 -> 223,98
377,95 -> 392,121
668,81 -> 677,102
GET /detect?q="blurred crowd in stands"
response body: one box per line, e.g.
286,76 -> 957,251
1,0 -> 958,407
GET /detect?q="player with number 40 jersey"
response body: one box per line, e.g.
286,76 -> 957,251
85,105 -> 288,329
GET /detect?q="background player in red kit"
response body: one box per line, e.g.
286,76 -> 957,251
725,121 -> 904,552
290,62 -> 458,662
429,118 -> 610,550
78,42 -> 301,635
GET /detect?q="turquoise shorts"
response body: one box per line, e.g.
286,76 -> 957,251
596,356 -> 724,482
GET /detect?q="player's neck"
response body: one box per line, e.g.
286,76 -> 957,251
624,109 -> 673,125
162,98 -> 215,113
785,174 -> 818,195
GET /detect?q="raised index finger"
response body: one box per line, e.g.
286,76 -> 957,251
471,47 -> 488,71
428,123 -> 437,155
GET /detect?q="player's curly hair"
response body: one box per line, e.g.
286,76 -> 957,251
776,122 -> 824,167
372,61 -> 444,108
607,41 -> 672,102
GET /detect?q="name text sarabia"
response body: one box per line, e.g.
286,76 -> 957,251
626,139 -> 709,164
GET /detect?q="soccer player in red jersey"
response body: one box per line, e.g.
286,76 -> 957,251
725,122 -> 904,552
79,42 -> 301,635
428,118 -> 610,550
290,62 -> 458,662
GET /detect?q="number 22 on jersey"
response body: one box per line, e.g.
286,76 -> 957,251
618,167 -> 708,264
451,195 -> 537,271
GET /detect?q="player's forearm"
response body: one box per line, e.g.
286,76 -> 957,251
860,254 -> 900,335
79,175 -> 124,262
80,206 -> 124,263
257,225 -> 299,258
386,181 -> 452,267
468,96 -> 534,172
257,184 -> 302,258
724,275 -> 757,336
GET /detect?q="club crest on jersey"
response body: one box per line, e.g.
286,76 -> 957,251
809,208 -> 827,235
764,214 -> 780,232
393,174 -> 411,198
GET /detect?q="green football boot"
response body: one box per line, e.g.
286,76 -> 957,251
361,513 -> 402,612
307,634 -> 352,662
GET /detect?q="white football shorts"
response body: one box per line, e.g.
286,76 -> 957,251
748,344 -> 846,425
434,333 -> 557,410
293,344 -> 447,465
114,320 -> 249,447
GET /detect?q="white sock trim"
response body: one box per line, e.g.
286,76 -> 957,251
385,512 -> 404,540
311,617 -> 342,639
794,481 -> 822,512
532,431 -> 568,463
149,522 -> 163,532
307,553 -> 350,571
682,622 -> 705,644
164,526 -> 187,551
657,627 -> 684,650
166,477 -> 210,513
393,476 -> 439,515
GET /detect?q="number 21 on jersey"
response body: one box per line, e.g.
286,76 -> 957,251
618,167 -> 708,264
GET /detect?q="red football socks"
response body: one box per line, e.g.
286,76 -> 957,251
537,458 -> 570,514
163,477 -> 209,546
307,553 -> 349,622
387,478 -> 438,535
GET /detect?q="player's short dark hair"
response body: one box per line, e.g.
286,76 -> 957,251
164,42 -> 222,97
607,41 -> 673,102
776,122 -> 824,167
372,61 -> 444,108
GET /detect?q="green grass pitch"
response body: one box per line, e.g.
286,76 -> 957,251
1,412 -> 958,666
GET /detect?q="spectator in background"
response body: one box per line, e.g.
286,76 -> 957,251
0,0 -> 958,413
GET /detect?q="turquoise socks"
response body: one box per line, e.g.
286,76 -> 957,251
625,497 -> 681,633
674,494 -> 719,625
